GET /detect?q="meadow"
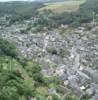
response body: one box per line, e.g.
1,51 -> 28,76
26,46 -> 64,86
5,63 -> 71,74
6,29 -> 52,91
40,0 -> 85,13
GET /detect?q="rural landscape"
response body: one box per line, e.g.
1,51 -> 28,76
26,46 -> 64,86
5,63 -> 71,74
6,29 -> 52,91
0,0 -> 98,100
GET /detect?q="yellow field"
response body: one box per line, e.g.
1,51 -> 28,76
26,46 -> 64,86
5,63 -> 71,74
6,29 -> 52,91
39,0 -> 85,13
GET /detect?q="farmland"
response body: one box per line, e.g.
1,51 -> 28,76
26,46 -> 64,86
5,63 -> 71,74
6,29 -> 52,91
39,0 -> 85,13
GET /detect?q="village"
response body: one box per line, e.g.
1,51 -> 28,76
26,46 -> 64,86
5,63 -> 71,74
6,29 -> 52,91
0,16 -> 98,100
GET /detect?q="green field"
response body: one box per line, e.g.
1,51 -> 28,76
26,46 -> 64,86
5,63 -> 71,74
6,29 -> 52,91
39,0 -> 85,13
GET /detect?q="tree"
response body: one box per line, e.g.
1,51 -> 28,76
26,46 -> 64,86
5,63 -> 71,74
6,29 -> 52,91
0,70 -> 34,99
0,38 -> 18,58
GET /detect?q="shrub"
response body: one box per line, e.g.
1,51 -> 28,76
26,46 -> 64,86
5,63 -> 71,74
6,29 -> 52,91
0,38 -> 18,58
47,48 -> 57,55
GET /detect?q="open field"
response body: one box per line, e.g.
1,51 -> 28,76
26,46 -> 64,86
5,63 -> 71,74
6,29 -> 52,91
39,0 -> 85,13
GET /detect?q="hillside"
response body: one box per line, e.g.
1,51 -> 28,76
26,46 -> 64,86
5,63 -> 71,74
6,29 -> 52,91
39,0 -> 85,13
1,0 -> 98,100
0,1 -> 43,17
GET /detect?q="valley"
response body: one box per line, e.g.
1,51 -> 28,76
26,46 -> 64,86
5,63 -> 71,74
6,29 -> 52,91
0,0 -> 98,100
